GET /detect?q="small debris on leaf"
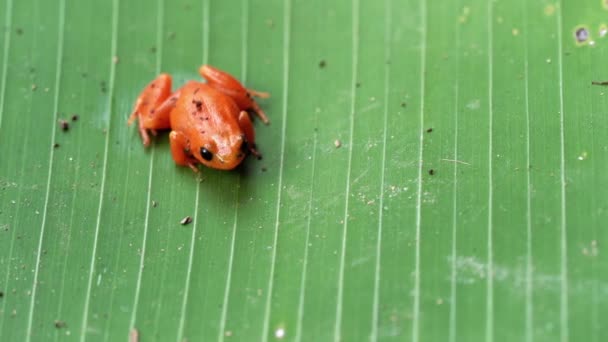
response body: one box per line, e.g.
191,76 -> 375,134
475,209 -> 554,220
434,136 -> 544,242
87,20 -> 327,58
152,200 -> 157,208
592,81 -> 608,86
426,128 -> 433,133
319,60 -> 327,68
275,327 -> 286,338
53,143 -> 60,149
428,169 -> 435,176
54,320 -> 66,329
59,119 -> 69,132
71,114 -> 79,121
575,27 -> 589,43
130,328 -> 139,342
334,139 -> 342,148
180,216 -> 192,225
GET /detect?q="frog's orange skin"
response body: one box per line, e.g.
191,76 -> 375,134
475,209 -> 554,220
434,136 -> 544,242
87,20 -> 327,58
128,65 -> 269,172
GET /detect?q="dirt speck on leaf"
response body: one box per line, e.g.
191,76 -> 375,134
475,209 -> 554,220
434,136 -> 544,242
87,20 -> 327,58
59,119 -> 69,132
180,216 -> 192,225
130,328 -> 139,342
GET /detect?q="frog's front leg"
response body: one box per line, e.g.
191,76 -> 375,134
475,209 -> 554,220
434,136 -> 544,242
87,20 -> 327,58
238,111 -> 261,158
128,74 -> 179,146
169,131 -> 199,172
199,65 -> 270,124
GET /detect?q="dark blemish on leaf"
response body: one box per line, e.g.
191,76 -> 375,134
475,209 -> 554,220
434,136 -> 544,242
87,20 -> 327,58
356,82 -> 361,88
54,320 -> 66,329
180,216 -> 192,225
81,72 -> 88,78
401,102 -> 407,108
591,81 -> 608,86
150,46 -> 157,53
319,60 -> 327,68
168,32 -> 176,40
428,169 -> 435,176
152,200 -> 157,208
71,114 -> 79,121
53,143 -> 60,149
575,27 -> 589,43
426,128 -> 433,133
0,291 -> 4,298
100,81 -> 107,93
261,166 -> 267,172
16,28 -> 23,35
59,119 -> 69,132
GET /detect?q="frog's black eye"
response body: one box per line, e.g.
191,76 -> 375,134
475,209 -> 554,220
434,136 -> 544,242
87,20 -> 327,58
200,147 -> 213,161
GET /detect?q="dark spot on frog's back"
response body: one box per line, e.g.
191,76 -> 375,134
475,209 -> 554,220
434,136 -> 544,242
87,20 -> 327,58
193,100 -> 203,111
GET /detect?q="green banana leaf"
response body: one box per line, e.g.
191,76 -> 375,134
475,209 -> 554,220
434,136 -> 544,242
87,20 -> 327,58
0,0 -> 606,341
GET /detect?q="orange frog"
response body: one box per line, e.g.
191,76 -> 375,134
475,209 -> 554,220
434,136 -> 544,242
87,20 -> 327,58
128,65 -> 269,172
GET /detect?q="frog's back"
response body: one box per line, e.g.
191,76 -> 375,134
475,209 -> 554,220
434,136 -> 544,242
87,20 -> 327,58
170,81 -> 241,133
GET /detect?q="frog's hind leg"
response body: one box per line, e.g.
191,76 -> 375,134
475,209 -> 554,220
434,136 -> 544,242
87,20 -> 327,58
128,73 -> 174,146
199,64 -> 270,124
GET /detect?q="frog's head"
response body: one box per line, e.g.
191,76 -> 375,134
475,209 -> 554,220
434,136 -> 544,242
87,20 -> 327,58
195,133 -> 248,170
